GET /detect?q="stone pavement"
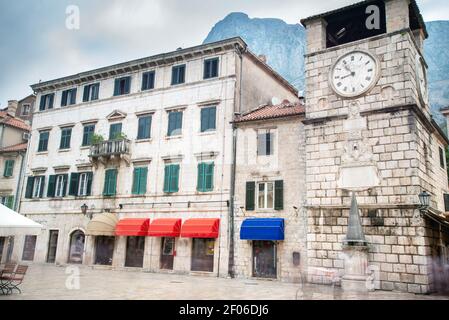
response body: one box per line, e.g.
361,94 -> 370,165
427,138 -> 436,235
1,264 -> 448,300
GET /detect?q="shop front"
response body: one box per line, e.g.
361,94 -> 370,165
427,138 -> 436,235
115,218 -> 149,268
147,218 -> 182,270
86,212 -> 118,266
240,218 -> 285,279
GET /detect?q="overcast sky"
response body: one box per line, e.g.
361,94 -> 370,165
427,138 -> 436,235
0,0 -> 447,108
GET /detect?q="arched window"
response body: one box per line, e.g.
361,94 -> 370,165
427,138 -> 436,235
68,230 -> 85,264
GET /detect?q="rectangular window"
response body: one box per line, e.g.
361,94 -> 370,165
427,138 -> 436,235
167,111 -> 183,136
200,106 -> 216,132
21,104 -> 31,116
258,182 -> 274,209
171,65 -> 185,85
439,147 -> 446,169
55,175 -> 67,197
32,176 -> 45,198
113,76 -> 131,96
137,115 -> 152,140
103,169 -> 117,196
444,194 -> 449,212
3,160 -> 15,177
59,127 -> 72,149
83,83 -> 100,102
141,71 -> 155,91
38,131 -> 49,152
257,130 -> 274,156
1,196 -> 14,209
109,123 -> 122,140
61,88 -> 77,106
132,167 -> 148,195
39,93 -> 54,111
78,173 -> 88,196
22,235 -> 37,261
197,162 -> 214,192
163,164 -> 180,193
204,58 -> 219,79
82,124 -> 95,146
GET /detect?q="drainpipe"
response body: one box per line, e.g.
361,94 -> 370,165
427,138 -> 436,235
13,151 -> 26,211
228,43 -> 246,278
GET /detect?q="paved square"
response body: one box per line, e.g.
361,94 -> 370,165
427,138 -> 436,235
1,264 -> 448,300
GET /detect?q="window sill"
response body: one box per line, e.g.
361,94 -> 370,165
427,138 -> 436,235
198,130 -> 216,136
58,148 -> 71,153
36,151 -> 48,155
135,138 -> 152,143
80,146 -> 91,150
165,135 -> 182,140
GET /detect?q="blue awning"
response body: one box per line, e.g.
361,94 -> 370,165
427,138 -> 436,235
240,218 -> 285,241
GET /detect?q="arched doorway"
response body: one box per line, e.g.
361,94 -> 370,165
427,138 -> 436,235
68,230 -> 85,264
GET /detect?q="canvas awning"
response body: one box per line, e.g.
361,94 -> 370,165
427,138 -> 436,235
115,218 -> 150,236
0,204 -> 43,237
240,218 -> 285,241
180,218 -> 220,238
148,218 -> 182,237
86,212 -> 119,236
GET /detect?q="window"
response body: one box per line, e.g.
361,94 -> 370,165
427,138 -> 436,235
163,164 -> 180,193
141,71 -> 155,91
171,65 -> 185,85
3,160 -> 14,177
94,236 -> 115,265
68,230 -> 85,264
59,127 -> 72,149
82,124 -> 95,146
137,115 -> 152,140
258,182 -> 274,209
0,196 -> 14,209
204,58 -> 219,79
246,180 -> 283,211
197,162 -> 214,192
444,194 -> 449,212
160,237 -> 175,270
67,172 -> 93,196
132,167 -> 148,195
46,230 -> 59,263
439,147 -> 446,169
83,83 -> 100,102
38,131 -> 49,152
167,111 -> 183,136
31,176 -> 45,198
113,76 -> 131,96
55,175 -> 67,197
22,235 -> 37,261
257,130 -> 274,156
109,123 -> 122,140
61,88 -> 77,106
200,106 -> 216,132
39,93 -> 54,111
21,104 -> 31,116
103,169 -> 117,196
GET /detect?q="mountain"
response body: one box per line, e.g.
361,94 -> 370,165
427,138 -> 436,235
204,13 -> 449,127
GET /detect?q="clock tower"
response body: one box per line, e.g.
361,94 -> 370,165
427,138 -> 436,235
301,0 -> 449,294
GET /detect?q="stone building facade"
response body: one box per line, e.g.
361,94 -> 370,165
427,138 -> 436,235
301,0 -> 449,293
11,38 -> 299,277
232,101 -> 306,282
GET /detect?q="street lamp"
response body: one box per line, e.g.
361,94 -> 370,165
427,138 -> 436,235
81,203 -> 91,219
418,191 -> 430,210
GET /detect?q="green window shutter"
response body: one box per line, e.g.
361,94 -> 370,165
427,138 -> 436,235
246,181 -> 255,211
25,177 -> 34,199
83,85 -> 90,102
171,165 -> 179,192
6,196 -> 14,209
4,160 -> 14,177
86,172 -> 93,196
163,165 -> 170,193
197,163 -> 205,191
104,169 -> 117,196
113,79 -> 120,96
47,175 -> 56,197
68,173 -> 79,196
132,168 -> 140,195
274,180 -> 284,210
139,167 -> 148,194
205,163 -> 214,191
61,90 -> 68,107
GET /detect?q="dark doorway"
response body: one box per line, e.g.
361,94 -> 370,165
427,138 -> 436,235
68,230 -> 85,264
94,236 -> 115,265
0,237 -> 5,263
125,236 -> 145,268
191,238 -> 215,272
253,240 -> 277,278
47,230 -> 58,263
22,235 -> 37,261
160,237 -> 175,270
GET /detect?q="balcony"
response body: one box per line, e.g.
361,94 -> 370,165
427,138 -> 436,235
89,139 -> 131,166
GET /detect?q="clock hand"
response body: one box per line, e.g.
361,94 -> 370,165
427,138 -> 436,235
341,71 -> 356,79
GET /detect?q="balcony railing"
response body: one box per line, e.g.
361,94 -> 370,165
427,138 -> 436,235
89,139 -> 130,158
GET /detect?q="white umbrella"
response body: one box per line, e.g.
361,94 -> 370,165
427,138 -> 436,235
0,204 -> 43,237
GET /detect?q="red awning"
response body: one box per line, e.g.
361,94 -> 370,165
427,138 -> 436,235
180,218 -> 220,238
115,218 -> 150,236
148,218 -> 182,237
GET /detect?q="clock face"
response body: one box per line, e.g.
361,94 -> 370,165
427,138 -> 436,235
330,51 -> 380,98
416,54 -> 428,106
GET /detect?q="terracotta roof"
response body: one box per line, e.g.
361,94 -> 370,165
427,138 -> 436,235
0,142 -> 28,153
234,100 -> 305,124
0,111 -> 31,131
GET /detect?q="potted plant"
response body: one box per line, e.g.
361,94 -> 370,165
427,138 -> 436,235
91,134 -> 105,145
